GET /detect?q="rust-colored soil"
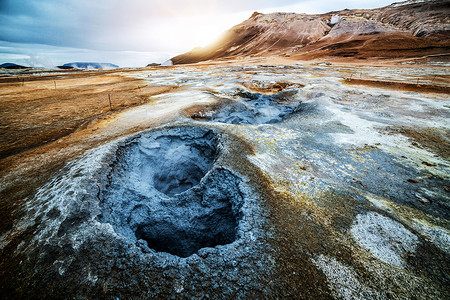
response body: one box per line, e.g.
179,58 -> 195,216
293,33 -> 450,61
182,103 -> 220,120
386,127 -> 450,159
0,74 -> 175,160
0,71 -> 180,233
241,81 -> 305,94
343,78 -> 450,94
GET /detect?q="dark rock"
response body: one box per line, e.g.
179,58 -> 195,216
57,65 -> 75,69
147,63 -> 161,67
0,63 -> 30,69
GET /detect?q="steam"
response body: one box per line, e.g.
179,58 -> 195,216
25,55 -> 55,68
330,15 -> 340,25
161,59 -> 173,67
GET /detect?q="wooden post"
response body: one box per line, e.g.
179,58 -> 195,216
108,94 -> 112,110
54,81 -> 56,89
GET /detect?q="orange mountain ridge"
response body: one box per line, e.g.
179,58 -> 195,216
172,0 -> 450,64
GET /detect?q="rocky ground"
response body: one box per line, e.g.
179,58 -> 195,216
0,59 -> 449,298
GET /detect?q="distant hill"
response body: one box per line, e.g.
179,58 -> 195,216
61,62 -> 119,69
0,63 -> 29,69
172,0 -> 450,64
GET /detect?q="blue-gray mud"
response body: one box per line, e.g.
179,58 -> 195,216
197,89 -> 302,124
97,128 -> 241,257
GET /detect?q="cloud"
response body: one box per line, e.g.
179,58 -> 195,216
0,0 -> 98,47
1,0 -> 397,52
0,0 -> 396,64
0,40 -> 175,67
0,0 -> 301,51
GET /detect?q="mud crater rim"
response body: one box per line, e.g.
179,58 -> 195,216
97,127 -> 245,257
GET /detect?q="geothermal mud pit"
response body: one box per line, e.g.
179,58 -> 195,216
98,128 -> 243,257
204,90 -> 301,124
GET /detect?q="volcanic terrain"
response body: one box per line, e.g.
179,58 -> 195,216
0,0 -> 449,299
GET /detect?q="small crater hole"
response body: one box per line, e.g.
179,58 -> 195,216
98,128 -> 244,257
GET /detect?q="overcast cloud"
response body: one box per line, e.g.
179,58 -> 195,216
0,0 -> 396,67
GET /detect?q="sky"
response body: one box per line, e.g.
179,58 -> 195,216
0,0 -> 396,67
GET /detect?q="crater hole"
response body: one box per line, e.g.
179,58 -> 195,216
135,183 -> 240,258
98,128 -> 244,257
149,132 -> 217,196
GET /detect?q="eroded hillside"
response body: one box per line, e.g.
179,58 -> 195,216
172,0 -> 450,64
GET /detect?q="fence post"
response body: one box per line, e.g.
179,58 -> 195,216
108,94 -> 112,110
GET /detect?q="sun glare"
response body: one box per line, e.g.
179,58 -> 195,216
146,2 -> 248,52
176,14 -> 246,50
